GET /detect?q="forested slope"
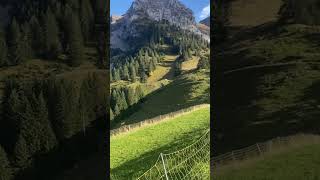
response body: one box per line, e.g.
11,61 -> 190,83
0,0 -> 108,179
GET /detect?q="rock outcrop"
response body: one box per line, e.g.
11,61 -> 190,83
111,0 -> 208,51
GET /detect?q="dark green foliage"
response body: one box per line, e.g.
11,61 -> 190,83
44,8 -> 61,59
110,85 -> 145,118
7,18 -> 24,65
198,56 -> 210,70
0,32 -> 8,67
7,87 -> 58,168
279,0 -> 320,25
67,12 -> 85,67
80,0 -> 94,42
14,134 -> 31,168
21,22 -> 33,60
212,0 -> 231,43
0,146 -> 12,180
29,16 -> 44,57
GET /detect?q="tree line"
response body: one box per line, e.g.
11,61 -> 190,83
110,85 -> 144,121
110,20 -> 209,121
0,72 -> 107,179
0,0 -> 99,67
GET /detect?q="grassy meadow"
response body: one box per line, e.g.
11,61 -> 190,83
110,107 -> 210,179
213,143 -> 320,180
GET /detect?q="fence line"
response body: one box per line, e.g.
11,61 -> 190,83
211,133 -> 320,169
136,130 -> 210,180
110,104 -> 210,137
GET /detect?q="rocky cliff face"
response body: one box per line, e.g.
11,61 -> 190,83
200,17 -> 210,27
110,15 -> 123,24
127,0 -> 196,29
111,0 -> 208,51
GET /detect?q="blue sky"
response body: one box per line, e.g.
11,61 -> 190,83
110,0 -> 210,22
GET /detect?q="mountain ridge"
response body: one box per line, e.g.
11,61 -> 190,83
111,0 -> 209,51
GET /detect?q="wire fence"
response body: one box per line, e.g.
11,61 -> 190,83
136,130 -> 210,180
110,104 -> 210,137
211,133 -> 320,169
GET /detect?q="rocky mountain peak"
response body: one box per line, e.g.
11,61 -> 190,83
111,0 -> 208,51
125,0 -> 196,29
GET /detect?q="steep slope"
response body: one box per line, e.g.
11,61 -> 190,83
111,107 -> 210,179
214,22 -> 320,154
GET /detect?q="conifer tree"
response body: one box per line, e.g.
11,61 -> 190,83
14,134 -> 30,168
122,65 -> 130,80
129,63 -> 137,82
68,13 -> 85,67
30,16 -> 44,56
45,8 -> 61,59
36,92 -> 58,152
110,108 -> 114,121
0,146 -> 12,180
80,0 -> 94,42
0,32 -> 8,67
21,22 -> 33,60
8,18 -> 24,65
126,87 -> 137,106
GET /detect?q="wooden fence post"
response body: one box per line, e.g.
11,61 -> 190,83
256,143 -> 262,155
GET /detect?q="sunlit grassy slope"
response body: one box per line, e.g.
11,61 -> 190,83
118,69 -> 210,126
110,107 -> 210,179
214,144 -> 320,180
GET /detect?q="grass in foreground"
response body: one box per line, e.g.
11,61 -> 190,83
214,144 -> 320,180
110,107 -> 210,179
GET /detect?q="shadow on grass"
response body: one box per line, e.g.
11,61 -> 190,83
111,71 -> 209,129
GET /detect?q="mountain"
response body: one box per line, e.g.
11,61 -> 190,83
198,16 -> 210,36
111,15 -> 123,24
111,0 -> 208,51
200,16 -> 210,27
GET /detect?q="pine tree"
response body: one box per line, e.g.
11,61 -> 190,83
135,85 -> 144,100
44,8 -> 61,59
140,71 -> 147,83
36,92 -> 58,152
80,0 -> 94,42
68,12 -> 85,67
129,63 -> 137,82
110,70 -> 114,82
14,134 -> 30,168
126,87 -> 137,106
21,22 -> 33,60
0,32 -> 8,67
0,146 -> 12,180
120,90 -> 128,110
7,18 -> 24,65
110,108 -> 114,121
122,65 -> 130,80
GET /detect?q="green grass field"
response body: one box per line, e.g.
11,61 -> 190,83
110,107 -> 210,179
214,144 -> 320,180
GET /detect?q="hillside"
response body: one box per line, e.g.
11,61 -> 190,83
110,107 -> 210,179
214,139 -> 320,180
214,0 -> 320,155
229,0 -> 282,27
0,0 -> 109,179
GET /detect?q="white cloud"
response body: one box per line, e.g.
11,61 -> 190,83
200,4 -> 210,19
